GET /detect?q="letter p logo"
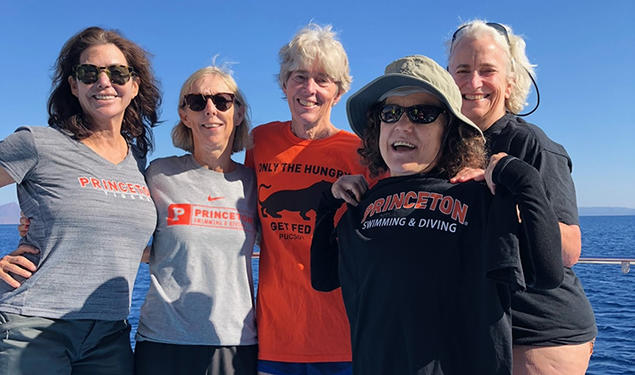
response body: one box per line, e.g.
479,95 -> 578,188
167,204 -> 191,226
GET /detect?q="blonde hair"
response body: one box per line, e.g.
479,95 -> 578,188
448,20 -> 536,114
172,66 -> 251,153
278,23 -> 352,95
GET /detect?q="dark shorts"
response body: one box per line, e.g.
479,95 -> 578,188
0,312 -> 133,375
257,360 -> 352,375
135,340 -> 257,375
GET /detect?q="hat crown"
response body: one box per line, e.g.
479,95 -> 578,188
385,55 -> 462,112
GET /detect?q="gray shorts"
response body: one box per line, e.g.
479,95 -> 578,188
134,340 -> 257,375
0,312 -> 133,374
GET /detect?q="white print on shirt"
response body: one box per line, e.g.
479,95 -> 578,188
362,216 -> 458,233
77,176 -> 152,201
167,203 -> 256,232
361,190 -> 469,225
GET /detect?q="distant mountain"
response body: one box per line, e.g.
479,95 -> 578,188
0,202 -> 20,224
579,207 -> 635,216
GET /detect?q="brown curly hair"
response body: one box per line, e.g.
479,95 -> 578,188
358,101 -> 486,178
47,26 -> 161,158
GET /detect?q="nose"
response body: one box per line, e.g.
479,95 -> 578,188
204,98 -> 218,115
468,71 -> 483,89
393,112 -> 415,130
95,71 -> 112,87
302,77 -> 318,93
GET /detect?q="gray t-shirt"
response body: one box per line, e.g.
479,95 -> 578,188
0,126 -> 156,320
136,155 -> 258,346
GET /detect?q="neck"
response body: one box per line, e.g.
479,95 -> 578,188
290,120 -> 338,140
192,146 -> 236,173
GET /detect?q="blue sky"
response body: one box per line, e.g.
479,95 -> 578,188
1,0 -> 633,208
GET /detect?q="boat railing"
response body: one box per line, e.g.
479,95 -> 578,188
578,258 -> 634,274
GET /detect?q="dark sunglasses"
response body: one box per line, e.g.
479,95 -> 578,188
451,22 -> 510,45
379,104 -> 445,124
182,93 -> 236,112
73,64 -> 135,85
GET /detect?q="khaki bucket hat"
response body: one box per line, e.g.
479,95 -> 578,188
346,55 -> 483,138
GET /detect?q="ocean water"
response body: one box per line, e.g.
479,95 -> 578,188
0,217 -> 633,374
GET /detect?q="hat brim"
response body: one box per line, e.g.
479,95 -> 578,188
346,73 -> 482,138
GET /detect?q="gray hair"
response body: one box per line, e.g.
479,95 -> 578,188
447,20 -> 536,114
278,23 -> 352,96
172,66 -> 251,153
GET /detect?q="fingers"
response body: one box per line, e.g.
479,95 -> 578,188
0,252 -> 38,289
332,175 -> 368,206
450,167 -> 485,183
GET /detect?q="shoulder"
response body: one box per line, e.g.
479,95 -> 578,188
146,154 -> 190,176
491,115 -> 571,160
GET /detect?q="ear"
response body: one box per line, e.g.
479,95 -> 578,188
68,75 -> 79,98
178,107 -> 193,129
332,90 -> 343,106
504,75 -> 514,99
131,76 -> 140,99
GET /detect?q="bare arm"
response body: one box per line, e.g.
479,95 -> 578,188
331,175 -> 368,206
0,167 -> 15,188
140,246 -> 151,263
560,223 -> 581,267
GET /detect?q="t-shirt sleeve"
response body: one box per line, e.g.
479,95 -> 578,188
537,148 -> 579,226
0,127 -> 39,184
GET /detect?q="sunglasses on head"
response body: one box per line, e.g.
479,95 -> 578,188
73,64 -> 135,85
182,93 -> 236,112
451,22 -> 510,45
379,104 -> 445,124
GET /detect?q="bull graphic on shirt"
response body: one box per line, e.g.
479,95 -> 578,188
258,180 -> 332,221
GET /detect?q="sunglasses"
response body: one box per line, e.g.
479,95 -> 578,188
182,93 -> 236,112
379,104 -> 445,124
73,64 -> 135,85
451,22 -> 510,45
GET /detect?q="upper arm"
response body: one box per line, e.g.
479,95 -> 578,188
0,167 -> 15,188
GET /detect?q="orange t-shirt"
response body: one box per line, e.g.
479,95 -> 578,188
246,121 -> 369,362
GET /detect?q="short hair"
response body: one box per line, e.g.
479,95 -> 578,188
172,66 -> 251,154
358,102 -> 486,178
48,26 -> 161,158
448,20 -> 536,114
278,23 -> 352,96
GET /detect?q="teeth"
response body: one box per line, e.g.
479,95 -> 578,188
201,124 -> 221,129
298,98 -> 317,107
392,141 -> 416,149
463,94 -> 487,100
94,95 -> 116,100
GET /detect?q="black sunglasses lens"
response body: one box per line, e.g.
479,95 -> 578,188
379,104 -> 403,123
407,106 -> 444,124
211,94 -> 234,111
185,95 -> 207,111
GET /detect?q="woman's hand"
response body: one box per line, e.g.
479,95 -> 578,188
485,152 -> 509,194
0,245 -> 39,288
449,167 -> 485,184
332,175 -> 368,206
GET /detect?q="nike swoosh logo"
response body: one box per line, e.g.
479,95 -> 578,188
208,196 -> 224,202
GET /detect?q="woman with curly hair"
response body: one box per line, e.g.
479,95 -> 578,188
311,55 -> 563,374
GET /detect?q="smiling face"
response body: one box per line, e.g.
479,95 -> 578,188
379,92 -> 446,176
283,62 -> 341,131
448,34 -> 512,131
69,43 -> 139,129
179,74 -> 243,163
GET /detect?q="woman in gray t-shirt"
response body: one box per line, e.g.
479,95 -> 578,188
0,26 -> 160,375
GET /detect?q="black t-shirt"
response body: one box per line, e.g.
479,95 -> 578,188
311,158 -> 562,374
485,114 -> 597,345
